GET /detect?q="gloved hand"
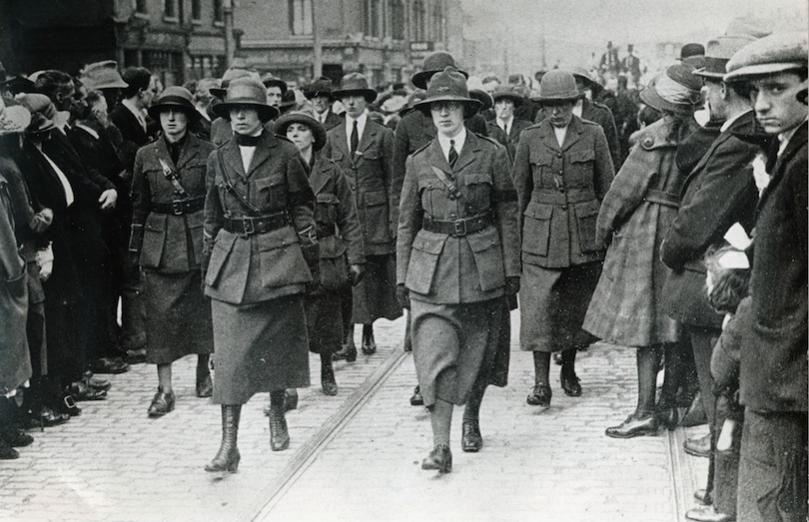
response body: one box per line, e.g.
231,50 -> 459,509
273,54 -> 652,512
349,264 -> 365,286
505,276 -> 520,296
396,284 -> 410,310
35,243 -> 54,281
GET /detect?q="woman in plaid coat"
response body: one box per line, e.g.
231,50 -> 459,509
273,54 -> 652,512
583,65 -> 700,438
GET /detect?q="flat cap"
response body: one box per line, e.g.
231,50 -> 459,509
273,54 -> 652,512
725,31 -> 808,81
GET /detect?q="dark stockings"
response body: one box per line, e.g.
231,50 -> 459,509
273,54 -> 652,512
533,351 -> 551,386
560,349 -> 577,377
463,384 -> 486,422
269,390 -> 286,410
636,346 -> 662,418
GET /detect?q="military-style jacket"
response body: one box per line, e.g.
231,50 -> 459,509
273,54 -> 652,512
322,117 -> 396,256
514,115 -> 615,269
535,98 -> 622,167
397,131 -> 520,304
130,134 -> 214,273
203,131 -> 317,305
309,153 -> 364,290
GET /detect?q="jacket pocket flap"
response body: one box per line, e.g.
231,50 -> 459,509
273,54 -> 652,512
316,193 -> 340,204
256,225 -> 299,252
361,150 -> 381,160
466,230 -> 499,253
464,172 -> 492,185
145,213 -> 167,231
570,149 -> 595,163
529,150 -> 553,166
524,203 -> 553,220
412,232 -> 446,255
574,199 -> 601,217
364,190 -> 388,206
205,231 -> 237,287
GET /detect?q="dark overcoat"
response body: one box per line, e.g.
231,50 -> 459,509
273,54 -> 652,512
535,98 -> 622,167
486,118 -> 532,163
740,123 -> 807,413
660,111 -> 760,329
318,110 -> 343,131
583,117 -> 685,346
110,102 -> 154,173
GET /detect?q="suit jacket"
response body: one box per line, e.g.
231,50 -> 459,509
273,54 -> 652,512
129,133 -> 214,273
660,111 -> 760,328
486,118 -> 532,162
309,154 -> 364,289
322,117 -> 396,256
203,131 -> 316,305
315,110 -> 343,131
514,115 -> 615,268
110,102 -> 153,173
194,114 -> 212,143
397,131 -> 520,304
535,98 -> 622,167
740,123 -> 807,413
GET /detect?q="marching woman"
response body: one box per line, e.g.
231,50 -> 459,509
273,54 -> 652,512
274,109 -> 365,396
129,86 -> 215,417
513,70 -> 614,408
397,67 -> 520,473
202,78 -> 318,472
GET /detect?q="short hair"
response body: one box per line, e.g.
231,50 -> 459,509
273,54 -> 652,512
121,67 -> 152,98
482,75 -> 500,85
34,70 -> 73,102
73,89 -> 105,120
704,245 -> 750,314
726,80 -> 754,101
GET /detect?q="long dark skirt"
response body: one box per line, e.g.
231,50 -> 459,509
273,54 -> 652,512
351,254 -> 402,324
142,270 -> 213,364
520,262 -> 601,353
304,291 -> 342,355
211,294 -> 310,405
410,297 -> 502,407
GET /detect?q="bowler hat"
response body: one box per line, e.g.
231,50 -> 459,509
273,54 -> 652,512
278,89 -> 298,114
535,70 -> 580,104
212,77 -> 279,122
680,43 -> 705,61
18,93 -> 57,134
80,60 -> 128,91
639,64 -> 701,116
491,85 -> 524,107
694,18 -> 771,79
303,76 -> 334,100
469,89 -> 493,111
411,51 -> 468,89
0,97 -> 31,136
333,73 -> 377,103
725,31 -> 808,81
147,86 -> 199,121
414,67 -> 481,116
274,109 -> 327,152
569,66 -> 603,96
261,73 -> 288,94
210,68 -> 260,99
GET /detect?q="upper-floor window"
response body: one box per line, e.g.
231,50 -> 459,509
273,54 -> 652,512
412,0 -> 425,41
366,0 -> 381,38
289,0 -> 313,35
191,0 -> 202,20
391,0 -> 405,40
432,2 -> 443,40
164,0 -> 176,18
214,0 -> 224,23
135,0 -> 147,14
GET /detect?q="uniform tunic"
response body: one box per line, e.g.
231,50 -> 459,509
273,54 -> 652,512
514,115 -> 615,353
304,154 -> 364,354
397,131 -> 520,407
130,134 -> 215,364
583,117 -> 685,347
203,131 -> 317,404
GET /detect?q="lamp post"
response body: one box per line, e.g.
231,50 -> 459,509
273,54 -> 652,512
313,0 -> 322,78
223,0 -> 234,68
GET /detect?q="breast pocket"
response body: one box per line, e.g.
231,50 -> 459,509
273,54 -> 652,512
253,176 -> 286,210
568,149 -> 595,185
574,200 -> 601,253
362,189 -> 390,244
405,231 -> 446,295
522,202 -> 553,257
463,172 -> 493,212
140,213 -> 167,268
315,192 -> 339,227
466,227 -> 505,291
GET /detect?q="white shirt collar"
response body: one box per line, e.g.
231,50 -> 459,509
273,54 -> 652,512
318,109 -> 330,123
122,98 -> 147,130
720,109 -> 753,133
553,125 -> 568,148
345,110 -> 368,150
572,100 -> 583,118
497,115 -> 514,133
196,106 -> 211,122
437,127 -> 467,164
75,122 -> 100,140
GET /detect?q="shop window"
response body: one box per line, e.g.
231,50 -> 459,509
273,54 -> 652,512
214,0 -> 223,23
192,0 -> 202,21
164,0 -> 176,19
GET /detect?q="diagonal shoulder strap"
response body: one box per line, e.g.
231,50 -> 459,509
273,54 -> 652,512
158,158 -> 189,198
429,165 -> 462,200
216,149 -> 263,216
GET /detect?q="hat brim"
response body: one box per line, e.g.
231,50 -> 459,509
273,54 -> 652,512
414,95 -> 482,116
0,106 -> 32,135
692,67 -> 724,79
273,112 -> 327,152
532,93 -> 581,104
85,79 -> 129,90
212,101 -> 279,122
492,93 -> 524,107
639,86 -> 694,116
147,102 -> 200,121
411,68 -> 469,90
724,61 -> 808,81
332,89 -> 377,104
303,90 -> 334,101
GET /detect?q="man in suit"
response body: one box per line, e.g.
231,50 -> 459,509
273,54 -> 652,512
486,85 -> 532,161
304,76 -> 342,130
724,32 -> 807,522
192,77 -> 219,142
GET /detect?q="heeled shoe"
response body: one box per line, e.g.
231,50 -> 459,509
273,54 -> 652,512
22,406 -> 69,429
560,371 -> 582,397
461,419 -> 483,452
268,407 -> 290,451
284,389 -> 298,412
69,380 -> 107,402
60,395 -> 82,417
0,439 -> 18,460
332,344 -> 357,362
320,360 -> 338,396
147,387 -> 175,418
526,384 -> 552,406
82,371 -> 111,392
196,369 -> 213,398
605,413 -> 659,438
1,427 -> 34,448
205,405 -> 241,473
421,444 -> 452,473
361,340 -> 377,355
409,385 -> 424,406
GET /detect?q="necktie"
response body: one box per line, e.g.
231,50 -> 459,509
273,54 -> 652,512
350,120 -> 359,153
448,139 -> 458,168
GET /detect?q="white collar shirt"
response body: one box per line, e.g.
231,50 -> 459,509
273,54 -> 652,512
573,100 -> 583,118
437,127 -> 467,164
237,129 -> 264,172
497,115 -> 514,136
553,125 -> 569,148
75,122 -> 100,140
345,111 -> 368,152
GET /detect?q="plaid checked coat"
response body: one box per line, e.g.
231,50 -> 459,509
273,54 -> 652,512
583,117 -> 685,346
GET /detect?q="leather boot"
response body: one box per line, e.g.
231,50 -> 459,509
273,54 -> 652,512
461,419 -> 483,452
196,362 -> 213,398
284,389 -> 298,412
268,405 -> 290,451
320,355 -> 338,396
205,405 -> 241,473
605,413 -> 659,438
421,444 -> 452,473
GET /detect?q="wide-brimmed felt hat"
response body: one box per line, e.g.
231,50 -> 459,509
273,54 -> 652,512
261,73 -> 288,94
639,64 -> 701,116
379,93 -> 408,114
303,76 -> 334,100
491,85 -> 524,107
534,70 -> 580,104
80,60 -> 128,91
274,109 -> 327,152
147,86 -> 199,121
469,89 -> 493,111
278,89 -> 298,114
694,18 -> 771,79
18,93 -> 56,134
211,77 -> 279,122
0,96 -> 31,135
569,66 -> 603,96
210,68 -> 260,99
414,67 -> 481,116
411,51 -> 468,89
725,31 -> 808,81
333,73 -> 377,103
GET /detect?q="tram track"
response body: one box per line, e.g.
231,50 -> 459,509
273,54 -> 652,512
665,426 -> 698,522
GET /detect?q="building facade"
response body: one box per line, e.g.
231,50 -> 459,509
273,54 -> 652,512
235,0 -> 453,87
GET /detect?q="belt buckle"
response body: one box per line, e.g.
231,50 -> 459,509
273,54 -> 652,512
242,218 -> 255,236
171,200 -> 184,215
453,219 -> 467,236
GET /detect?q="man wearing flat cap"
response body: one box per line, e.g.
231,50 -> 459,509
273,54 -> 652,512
724,31 -> 808,522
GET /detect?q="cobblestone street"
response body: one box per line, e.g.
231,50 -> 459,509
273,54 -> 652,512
0,313 -> 708,522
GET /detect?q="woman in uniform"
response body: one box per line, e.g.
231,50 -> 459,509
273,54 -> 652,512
274,109 -> 365,396
513,70 -> 615,408
397,68 -> 520,473
129,86 -> 215,417
202,78 -> 318,473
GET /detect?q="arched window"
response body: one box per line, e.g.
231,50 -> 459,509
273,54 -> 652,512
391,0 -> 405,40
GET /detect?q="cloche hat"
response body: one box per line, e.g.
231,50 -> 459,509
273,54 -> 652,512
147,86 -> 199,121
273,109 -> 327,151
211,77 -> 278,122
535,70 -> 580,104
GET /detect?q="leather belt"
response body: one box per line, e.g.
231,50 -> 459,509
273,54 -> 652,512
644,189 -> 680,208
532,189 -> 596,205
151,196 -> 205,215
422,211 -> 493,237
223,212 -> 290,236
